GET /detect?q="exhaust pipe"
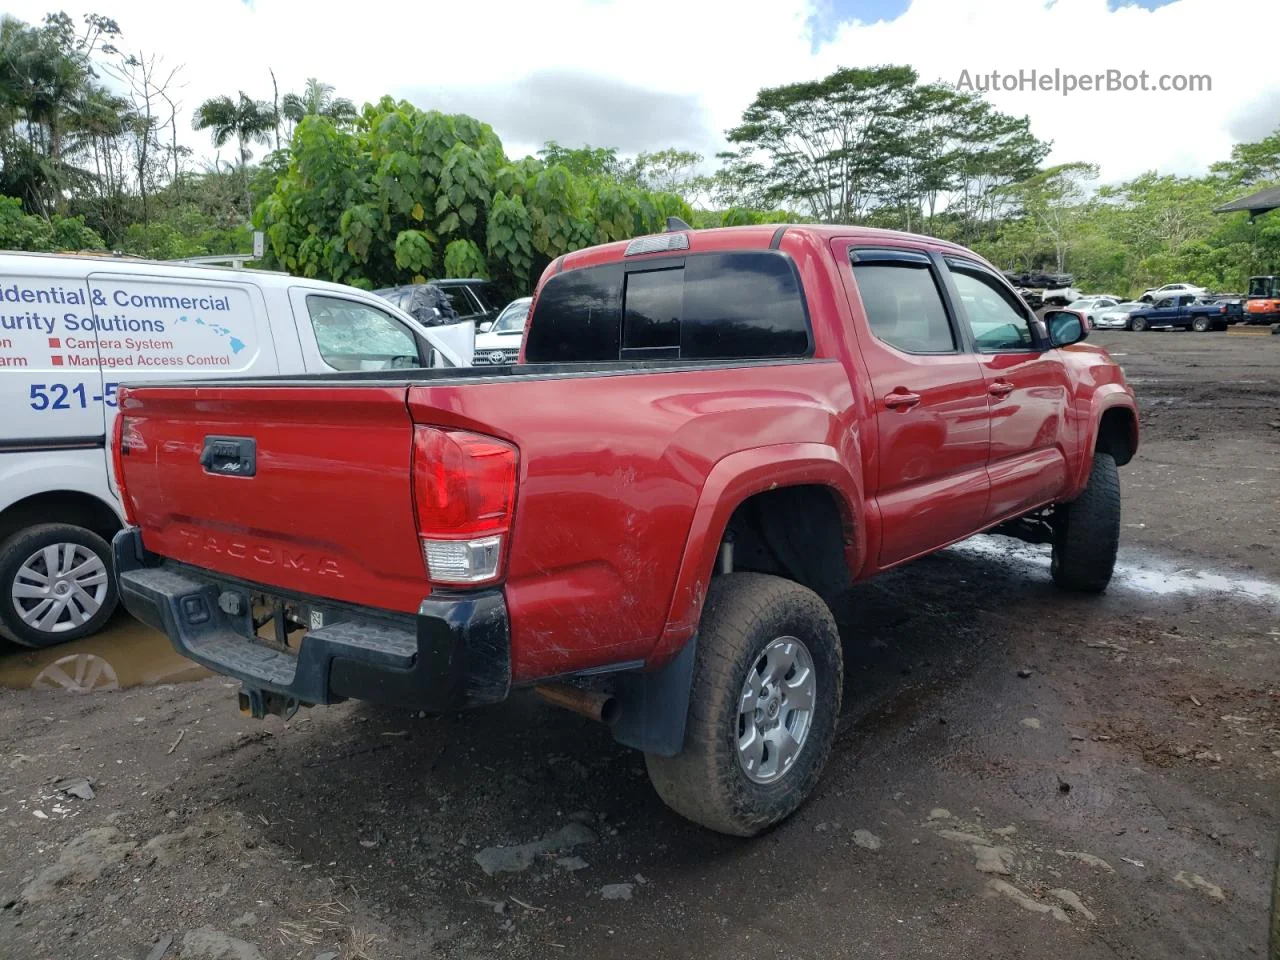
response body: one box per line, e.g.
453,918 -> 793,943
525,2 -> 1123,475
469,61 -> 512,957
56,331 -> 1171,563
534,683 -> 620,725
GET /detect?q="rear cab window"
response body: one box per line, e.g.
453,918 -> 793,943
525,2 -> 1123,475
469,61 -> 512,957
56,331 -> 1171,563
523,251 -> 812,363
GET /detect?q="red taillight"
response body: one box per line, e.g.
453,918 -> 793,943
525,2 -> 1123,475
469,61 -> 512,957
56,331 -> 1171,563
110,408 -> 137,525
411,426 -> 518,585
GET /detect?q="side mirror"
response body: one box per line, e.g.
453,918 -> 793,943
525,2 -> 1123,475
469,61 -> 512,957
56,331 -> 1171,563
479,322 -> 494,334
1044,310 -> 1087,347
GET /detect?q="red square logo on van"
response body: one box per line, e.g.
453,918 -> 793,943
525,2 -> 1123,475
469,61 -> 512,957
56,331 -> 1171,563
51,355 -> 63,367
48,337 -> 60,348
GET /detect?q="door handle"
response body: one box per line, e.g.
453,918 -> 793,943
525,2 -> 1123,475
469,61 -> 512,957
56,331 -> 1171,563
883,391 -> 921,410
988,381 -> 1015,398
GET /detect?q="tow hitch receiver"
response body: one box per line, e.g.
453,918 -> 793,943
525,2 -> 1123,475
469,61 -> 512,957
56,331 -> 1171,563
238,686 -> 302,720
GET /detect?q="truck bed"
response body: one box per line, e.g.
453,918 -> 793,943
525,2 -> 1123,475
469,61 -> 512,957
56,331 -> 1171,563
115,356 -> 851,683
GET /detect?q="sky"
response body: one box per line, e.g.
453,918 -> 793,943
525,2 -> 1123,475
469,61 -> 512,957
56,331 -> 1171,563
9,0 -> 1279,188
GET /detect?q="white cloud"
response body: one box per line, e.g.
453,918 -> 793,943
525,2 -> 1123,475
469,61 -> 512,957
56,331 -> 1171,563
7,0 -> 1277,184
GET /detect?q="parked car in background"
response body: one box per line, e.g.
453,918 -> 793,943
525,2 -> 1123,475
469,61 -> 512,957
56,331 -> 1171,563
1127,294 -> 1230,331
1094,302 -> 1150,330
1016,287 -> 1044,310
374,283 -> 475,365
1140,282 -> 1206,303
0,252 -> 462,649
110,223 -> 1138,837
1064,297 -> 1122,326
429,278 -> 503,330
473,296 -> 531,365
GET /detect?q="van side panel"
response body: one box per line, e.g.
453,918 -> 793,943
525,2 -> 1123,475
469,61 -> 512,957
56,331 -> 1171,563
1,269 -> 105,449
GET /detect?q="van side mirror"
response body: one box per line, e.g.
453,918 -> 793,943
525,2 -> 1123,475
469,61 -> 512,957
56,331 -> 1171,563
479,322 -> 494,334
1044,310 -> 1087,347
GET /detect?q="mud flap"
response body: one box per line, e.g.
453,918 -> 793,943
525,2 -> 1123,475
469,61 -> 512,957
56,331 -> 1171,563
610,636 -> 698,758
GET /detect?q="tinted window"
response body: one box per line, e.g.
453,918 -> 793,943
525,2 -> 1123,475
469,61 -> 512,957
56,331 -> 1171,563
524,253 -> 810,363
523,264 -> 623,363
306,295 -> 421,371
623,268 -> 682,352
852,261 -> 955,354
948,264 -> 1036,351
681,252 -> 810,360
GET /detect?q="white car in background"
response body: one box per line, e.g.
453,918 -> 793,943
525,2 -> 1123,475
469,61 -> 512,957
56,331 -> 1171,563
1094,301 -> 1150,330
1140,282 -> 1206,303
1063,296 -> 1122,325
1043,285 -> 1083,307
473,296 -> 531,366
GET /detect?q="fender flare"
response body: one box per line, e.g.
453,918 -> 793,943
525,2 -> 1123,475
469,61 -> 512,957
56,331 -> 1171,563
648,442 -> 865,665
1074,389 -> 1139,492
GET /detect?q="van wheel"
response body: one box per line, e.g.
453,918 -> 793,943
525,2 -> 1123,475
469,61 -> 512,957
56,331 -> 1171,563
1131,316 -> 1148,332
1191,316 -> 1210,332
644,573 -> 842,836
0,524 -> 118,648
1051,452 -> 1121,594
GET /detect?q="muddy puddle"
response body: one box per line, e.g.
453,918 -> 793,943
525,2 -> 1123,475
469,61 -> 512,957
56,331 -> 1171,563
0,613 -> 208,692
952,535 -> 1280,608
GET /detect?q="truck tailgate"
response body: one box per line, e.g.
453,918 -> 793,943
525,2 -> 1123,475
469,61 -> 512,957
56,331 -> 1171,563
118,384 -> 427,613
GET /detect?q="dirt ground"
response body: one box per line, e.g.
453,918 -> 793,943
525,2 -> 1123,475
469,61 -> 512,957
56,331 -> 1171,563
1,328 -> 1278,960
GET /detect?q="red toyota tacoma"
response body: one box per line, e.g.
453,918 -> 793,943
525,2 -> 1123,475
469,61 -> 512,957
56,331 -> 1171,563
111,224 -> 1138,836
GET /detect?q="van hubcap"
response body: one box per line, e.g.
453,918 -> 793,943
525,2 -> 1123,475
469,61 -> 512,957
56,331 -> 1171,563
12,544 -> 108,633
737,636 -> 816,785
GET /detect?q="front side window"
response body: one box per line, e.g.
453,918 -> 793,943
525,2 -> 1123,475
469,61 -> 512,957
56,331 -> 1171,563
852,259 -> 956,354
947,263 -> 1036,352
306,295 -> 421,371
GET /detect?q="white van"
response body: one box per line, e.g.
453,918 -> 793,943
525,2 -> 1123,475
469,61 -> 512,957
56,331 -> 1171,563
0,252 -> 471,648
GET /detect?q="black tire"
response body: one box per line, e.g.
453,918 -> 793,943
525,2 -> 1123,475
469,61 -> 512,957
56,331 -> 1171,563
1131,315 -> 1148,332
1051,452 -> 1121,593
644,573 -> 843,837
1190,316 -> 1210,332
0,524 -> 118,648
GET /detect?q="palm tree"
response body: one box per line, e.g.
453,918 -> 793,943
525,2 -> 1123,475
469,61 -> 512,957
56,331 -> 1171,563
281,78 -> 357,130
191,91 -> 277,219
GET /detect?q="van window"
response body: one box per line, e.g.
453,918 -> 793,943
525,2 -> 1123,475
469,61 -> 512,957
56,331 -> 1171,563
305,296 -> 421,371
524,252 -> 810,363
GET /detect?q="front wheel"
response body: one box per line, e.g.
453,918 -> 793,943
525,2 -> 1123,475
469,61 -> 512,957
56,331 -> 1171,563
645,573 -> 843,836
1051,452 -> 1121,593
1131,315 -> 1148,332
0,524 -> 118,647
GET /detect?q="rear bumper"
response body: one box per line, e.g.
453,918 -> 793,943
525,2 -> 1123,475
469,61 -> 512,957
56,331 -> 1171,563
113,528 -> 510,711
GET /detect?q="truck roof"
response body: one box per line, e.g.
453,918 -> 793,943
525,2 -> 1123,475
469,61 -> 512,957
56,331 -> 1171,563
555,223 -> 977,275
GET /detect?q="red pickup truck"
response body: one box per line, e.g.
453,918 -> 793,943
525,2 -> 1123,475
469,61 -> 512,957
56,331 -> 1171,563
112,224 -> 1138,836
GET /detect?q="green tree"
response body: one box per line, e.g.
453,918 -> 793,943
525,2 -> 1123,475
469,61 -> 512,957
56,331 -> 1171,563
721,65 -> 919,222
1002,162 -> 1099,273
191,91 -> 277,218
281,78 -> 356,131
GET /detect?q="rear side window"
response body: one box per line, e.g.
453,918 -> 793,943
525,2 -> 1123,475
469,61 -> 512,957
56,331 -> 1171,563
851,261 -> 956,354
523,252 -> 810,363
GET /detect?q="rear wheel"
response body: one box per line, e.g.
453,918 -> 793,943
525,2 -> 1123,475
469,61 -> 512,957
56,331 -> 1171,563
1192,316 -> 1210,332
1131,315 -> 1148,332
644,573 -> 843,836
1051,452 -> 1121,594
0,524 -> 118,648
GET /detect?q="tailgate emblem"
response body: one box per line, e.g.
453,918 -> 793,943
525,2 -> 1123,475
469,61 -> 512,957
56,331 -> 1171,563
200,435 -> 257,477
